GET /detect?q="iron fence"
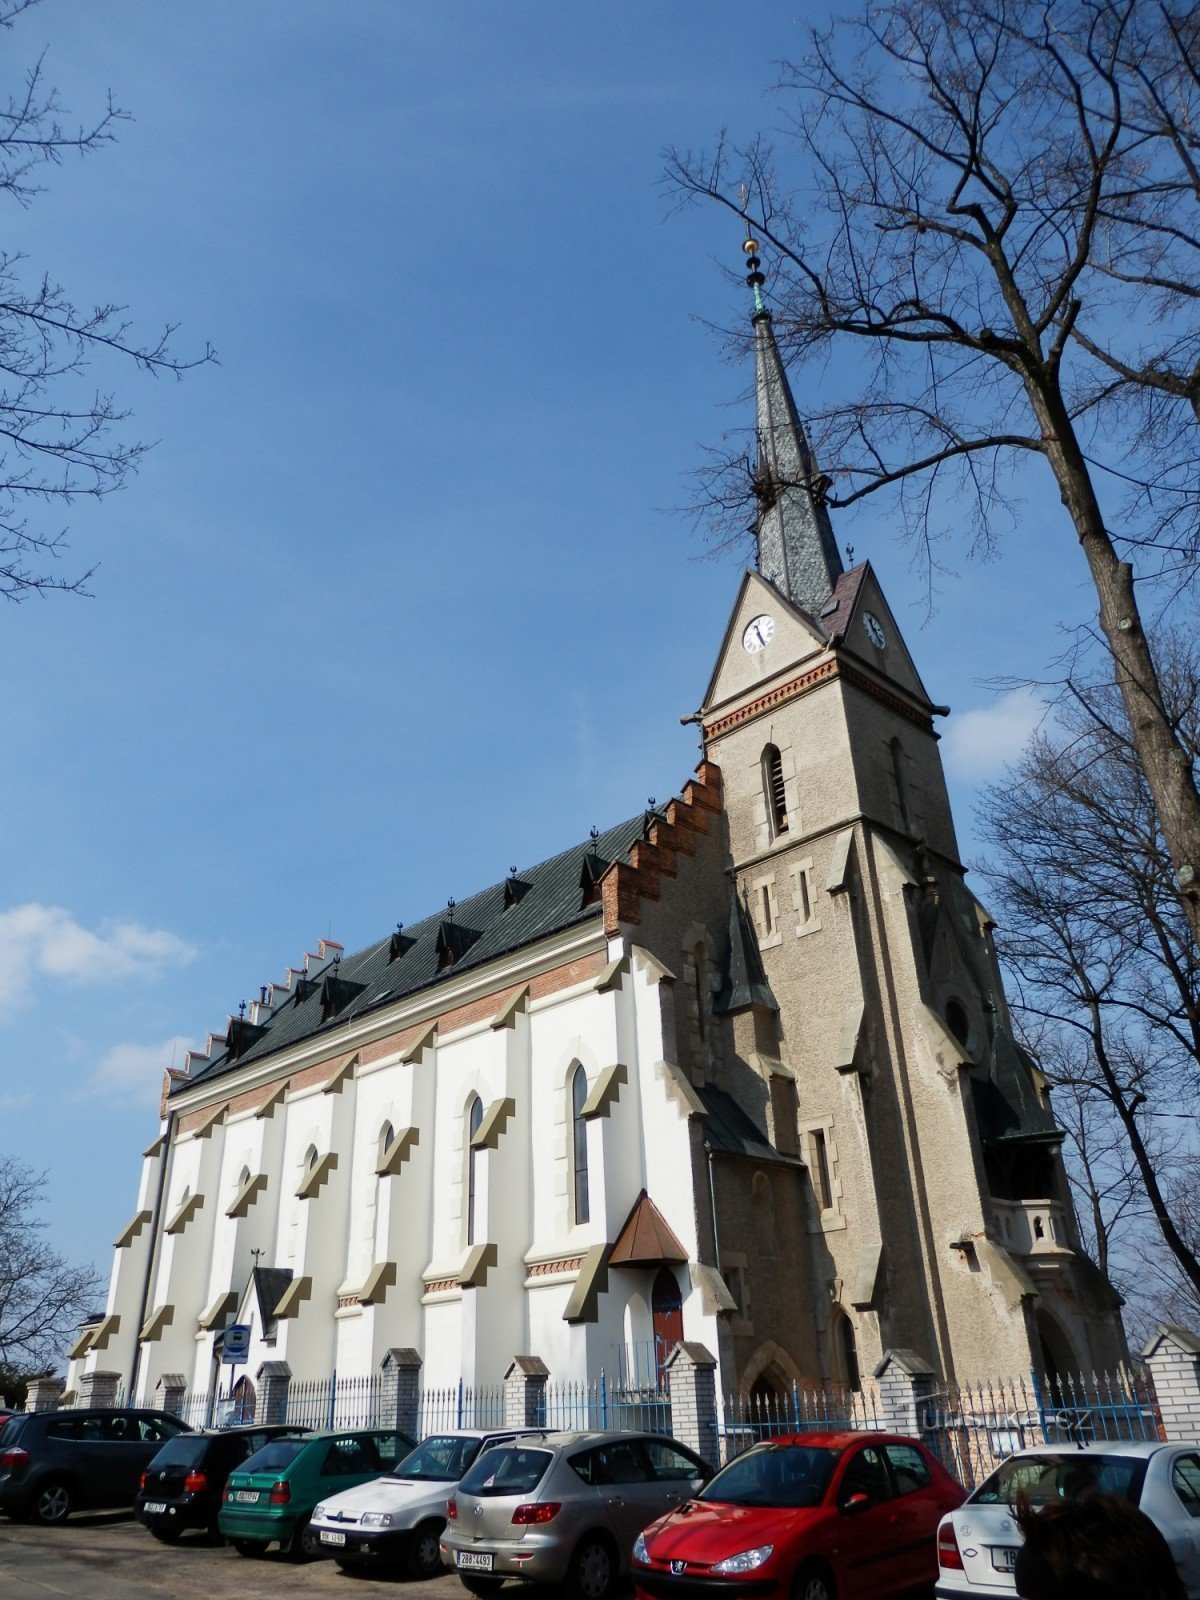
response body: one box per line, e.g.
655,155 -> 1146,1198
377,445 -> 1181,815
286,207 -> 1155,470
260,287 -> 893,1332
919,1369 -> 1162,1490
541,1374 -> 672,1435
285,1373 -> 386,1431
418,1381 -> 506,1434
719,1382 -> 883,1463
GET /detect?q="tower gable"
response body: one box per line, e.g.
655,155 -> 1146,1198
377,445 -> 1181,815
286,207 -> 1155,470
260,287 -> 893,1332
701,571 -> 826,718
829,564 -> 936,710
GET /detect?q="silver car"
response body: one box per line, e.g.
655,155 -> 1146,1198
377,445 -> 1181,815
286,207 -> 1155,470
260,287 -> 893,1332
440,1430 -> 711,1600
935,1441 -> 1200,1598
307,1428 -> 539,1577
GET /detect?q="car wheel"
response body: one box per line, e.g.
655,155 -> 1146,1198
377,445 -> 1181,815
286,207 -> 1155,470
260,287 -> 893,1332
284,1513 -> 312,1560
567,1532 -> 618,1600
406,1519 -> 445,1580
459,1578 -> 505,1596
30,1481 -> 72,1526
794,1561 -> 836,1600
150,1525 -> 182,1543
233,1538 -> 268,1557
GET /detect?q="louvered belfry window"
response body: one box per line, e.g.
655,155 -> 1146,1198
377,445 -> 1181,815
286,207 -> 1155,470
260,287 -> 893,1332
763,745 -> 789,837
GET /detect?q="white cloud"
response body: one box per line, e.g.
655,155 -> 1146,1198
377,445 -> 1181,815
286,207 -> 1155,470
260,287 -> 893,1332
942,687 -> 1046,783
0,903 -> 195,1015
83,1035 -> 197,1107
0,1090 -> 31,1113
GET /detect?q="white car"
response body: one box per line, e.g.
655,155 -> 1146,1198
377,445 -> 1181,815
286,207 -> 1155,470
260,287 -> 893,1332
308,1428 -> 538,1577
936,1441 -> 1200,1598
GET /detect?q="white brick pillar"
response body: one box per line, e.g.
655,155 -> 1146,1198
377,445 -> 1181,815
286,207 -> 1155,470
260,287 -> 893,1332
1144,1326 -> 1200,1442
76,1370 -> 121,1410
874,1349 -> 937,1440
664,1342 -> 719,1467
380,1348 -> 423,1442
504,1356 -> 549,1428
155,1372 -> 188,1419
255,1360 -> 292,1425
24,1376 -> 65,1412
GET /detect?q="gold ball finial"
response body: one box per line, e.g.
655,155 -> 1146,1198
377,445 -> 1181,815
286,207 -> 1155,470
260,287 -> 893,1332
742,235 -> 760,256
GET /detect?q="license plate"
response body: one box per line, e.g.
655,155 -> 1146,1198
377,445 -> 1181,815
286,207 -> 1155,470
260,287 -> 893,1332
457,1552 -> 495,1572
143,1502 -> 167,1515
235,1490 -> 260,1504
320,1531 -> 347,1547
992,1547 -> 1018,1572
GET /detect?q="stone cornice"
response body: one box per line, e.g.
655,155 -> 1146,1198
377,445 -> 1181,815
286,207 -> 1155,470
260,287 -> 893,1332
703,652 -> 934,741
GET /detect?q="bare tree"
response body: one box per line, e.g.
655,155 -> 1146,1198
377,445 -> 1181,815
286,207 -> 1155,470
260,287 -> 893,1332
0,0 -> 213,600
975,638 -> 1200,1322
0,1155 -> 99,1374
667,0 -> 1200,951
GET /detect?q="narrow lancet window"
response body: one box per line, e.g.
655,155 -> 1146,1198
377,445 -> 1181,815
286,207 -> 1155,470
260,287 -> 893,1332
465,1096 -> 483,1245
571,1064 -> 590,1225
763,745 -> 789,837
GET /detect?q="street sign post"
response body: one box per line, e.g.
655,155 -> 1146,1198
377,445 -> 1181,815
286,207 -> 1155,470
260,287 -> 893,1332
222,1323 -> 251,1364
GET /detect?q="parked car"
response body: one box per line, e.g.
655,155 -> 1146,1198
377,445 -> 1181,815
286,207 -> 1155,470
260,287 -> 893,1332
440,1430 -> 711,1600
0,1407 -> 191,1525
135,1423 -> 310,1542
219,1427 -> 414,1557
633,1432 -> 965,1600
309,1427 -> 542,1577
936,1441 -> 1200,1598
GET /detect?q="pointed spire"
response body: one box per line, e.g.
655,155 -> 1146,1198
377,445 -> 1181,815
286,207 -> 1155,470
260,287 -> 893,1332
741,229 -> 844,615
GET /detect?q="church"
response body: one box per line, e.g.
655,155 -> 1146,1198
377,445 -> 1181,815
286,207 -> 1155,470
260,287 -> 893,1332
67,240 -> 1127,1413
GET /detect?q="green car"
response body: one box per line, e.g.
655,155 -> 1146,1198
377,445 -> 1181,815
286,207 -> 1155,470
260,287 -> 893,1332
219,1427 -> 413,1557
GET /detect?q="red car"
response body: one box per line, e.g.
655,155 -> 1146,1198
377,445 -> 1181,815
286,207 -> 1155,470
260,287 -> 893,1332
632,1431 -> 965,1600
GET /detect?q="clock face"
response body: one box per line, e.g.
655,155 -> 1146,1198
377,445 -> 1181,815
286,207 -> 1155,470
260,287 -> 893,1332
863,612 -> 886,649
742,614 -> 775,654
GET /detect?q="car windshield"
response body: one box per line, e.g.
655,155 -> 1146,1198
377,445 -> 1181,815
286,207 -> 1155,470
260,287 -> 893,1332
150,1435 -> 209,1467
974,1453 -> 1149,1507
241,1438 -> 310,1474
699,1444 -> 840,1508
458,1445 -> 552,1498
394,1435 -> 483,1482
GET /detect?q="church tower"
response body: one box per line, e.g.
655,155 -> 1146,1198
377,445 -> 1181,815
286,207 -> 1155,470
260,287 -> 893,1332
699,234 -> 1127,1386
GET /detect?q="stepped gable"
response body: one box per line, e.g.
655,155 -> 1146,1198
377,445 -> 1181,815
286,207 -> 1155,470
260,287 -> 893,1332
600,761 -> 722,935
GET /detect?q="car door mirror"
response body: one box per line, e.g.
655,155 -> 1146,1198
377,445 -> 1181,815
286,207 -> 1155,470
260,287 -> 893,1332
841,1491 -> 872,1516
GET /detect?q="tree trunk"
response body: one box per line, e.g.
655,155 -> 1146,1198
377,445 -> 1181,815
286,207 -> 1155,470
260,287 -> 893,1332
1030,380 -> 1200,954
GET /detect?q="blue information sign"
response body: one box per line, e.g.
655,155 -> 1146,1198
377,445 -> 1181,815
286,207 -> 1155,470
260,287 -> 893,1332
222,1323 -> 251,1363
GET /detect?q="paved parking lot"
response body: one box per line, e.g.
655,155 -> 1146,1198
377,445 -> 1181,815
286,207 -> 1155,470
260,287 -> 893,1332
0,1512 -> 465,1600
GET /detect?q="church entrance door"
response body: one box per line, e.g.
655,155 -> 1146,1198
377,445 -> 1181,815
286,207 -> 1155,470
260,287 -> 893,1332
651,1268 -> 683,1385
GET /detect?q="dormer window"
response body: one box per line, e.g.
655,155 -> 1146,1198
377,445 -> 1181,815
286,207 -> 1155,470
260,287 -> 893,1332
319,973 -> 366,1022
388,925 -> 415,963
580,848 -> 607,909
436,919 -> 482,972
504,869 -> 530,909
763,745 -> 789,838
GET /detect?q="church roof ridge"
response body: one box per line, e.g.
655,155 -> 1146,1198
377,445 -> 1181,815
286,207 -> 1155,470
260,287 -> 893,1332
175,810 -> 651,1094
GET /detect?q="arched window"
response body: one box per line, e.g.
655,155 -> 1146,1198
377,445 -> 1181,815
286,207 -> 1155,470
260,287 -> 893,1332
890,738 -> 911,832
378,1121 -> 395,1168
570,1064 -> 590,1225
945,999 -> 970,1049
762,745 -> 789,838
832,1309 -> 861,1393
465,1096 -> 483,1245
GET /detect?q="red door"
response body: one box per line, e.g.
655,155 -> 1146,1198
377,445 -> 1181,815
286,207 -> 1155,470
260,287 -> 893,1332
652,1269 -> 683,1382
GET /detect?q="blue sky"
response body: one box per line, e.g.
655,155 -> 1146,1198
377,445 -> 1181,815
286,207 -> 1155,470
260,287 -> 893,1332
0,1 -> 1088,1284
